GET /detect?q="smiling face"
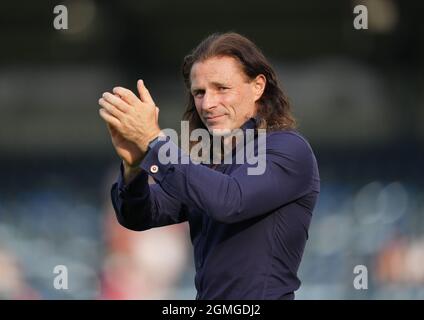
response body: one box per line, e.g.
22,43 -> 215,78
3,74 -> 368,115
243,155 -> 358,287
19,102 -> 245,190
190,56 -> 266,133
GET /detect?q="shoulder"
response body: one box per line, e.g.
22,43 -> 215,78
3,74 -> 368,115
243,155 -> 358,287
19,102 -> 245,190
265,129 -> 314,157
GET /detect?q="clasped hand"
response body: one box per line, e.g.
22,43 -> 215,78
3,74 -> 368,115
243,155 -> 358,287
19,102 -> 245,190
98,79 -> 161,167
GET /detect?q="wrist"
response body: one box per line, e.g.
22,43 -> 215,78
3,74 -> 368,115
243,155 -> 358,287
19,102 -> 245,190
136,129 -> 162,153
123,161 -> 142,184
123,160 -> 141,171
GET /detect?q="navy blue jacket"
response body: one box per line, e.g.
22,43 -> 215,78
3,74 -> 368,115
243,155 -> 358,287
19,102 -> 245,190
111,118 -> 320,300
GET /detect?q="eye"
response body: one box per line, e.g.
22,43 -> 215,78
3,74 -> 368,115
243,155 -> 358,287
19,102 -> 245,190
218,86 -> 229,92
193,90 -> 205,98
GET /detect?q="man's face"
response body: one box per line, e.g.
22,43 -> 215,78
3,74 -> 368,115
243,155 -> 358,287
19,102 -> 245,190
190,56 -> 265,133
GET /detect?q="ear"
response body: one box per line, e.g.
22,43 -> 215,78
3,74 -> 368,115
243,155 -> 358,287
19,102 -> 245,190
252,74 -> 266,102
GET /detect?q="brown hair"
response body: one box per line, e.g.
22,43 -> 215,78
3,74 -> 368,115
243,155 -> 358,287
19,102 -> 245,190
181,32 -> 296,134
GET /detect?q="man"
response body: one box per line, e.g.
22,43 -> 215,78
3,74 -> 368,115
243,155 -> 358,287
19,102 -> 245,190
98,32 -> 320,299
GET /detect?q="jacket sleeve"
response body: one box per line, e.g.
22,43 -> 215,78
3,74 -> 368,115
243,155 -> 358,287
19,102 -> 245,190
140,131 -> 319,224
111,162 -> 187,231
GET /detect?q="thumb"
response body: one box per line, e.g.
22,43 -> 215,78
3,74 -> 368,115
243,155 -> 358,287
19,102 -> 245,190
137,79 -> 155,105
106,123 -> 116,135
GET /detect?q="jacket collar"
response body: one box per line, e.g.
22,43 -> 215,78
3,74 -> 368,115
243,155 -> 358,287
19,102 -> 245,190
240,116 -> 258,132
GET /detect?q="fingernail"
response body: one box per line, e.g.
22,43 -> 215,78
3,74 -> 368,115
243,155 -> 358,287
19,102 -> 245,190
138,79 -> 143,85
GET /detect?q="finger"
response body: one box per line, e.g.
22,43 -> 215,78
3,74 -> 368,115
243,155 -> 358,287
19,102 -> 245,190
102,92 -> 130,113
99,108 -> 121,127
99,97 -> 124,119
137,79 -> 155,105
112,86 -> 140,106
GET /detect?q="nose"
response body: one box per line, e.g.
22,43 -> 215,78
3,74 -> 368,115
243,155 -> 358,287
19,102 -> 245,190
201,91 -> 218,112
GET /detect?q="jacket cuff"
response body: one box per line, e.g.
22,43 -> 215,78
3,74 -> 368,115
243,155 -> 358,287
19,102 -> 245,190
117,162 -> 150,199
139,136 -> 189,184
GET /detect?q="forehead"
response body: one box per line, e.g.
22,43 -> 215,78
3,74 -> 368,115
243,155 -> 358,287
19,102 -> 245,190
190,56 -> 246,87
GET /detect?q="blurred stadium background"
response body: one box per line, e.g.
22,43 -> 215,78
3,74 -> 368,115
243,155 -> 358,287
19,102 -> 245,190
1,0 -> 423,299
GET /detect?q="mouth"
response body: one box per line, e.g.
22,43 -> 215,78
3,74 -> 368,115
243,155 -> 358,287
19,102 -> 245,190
205,115 -> 225,122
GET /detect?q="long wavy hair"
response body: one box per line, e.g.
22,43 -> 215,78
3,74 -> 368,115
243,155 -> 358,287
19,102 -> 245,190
181,32 -> 296,135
